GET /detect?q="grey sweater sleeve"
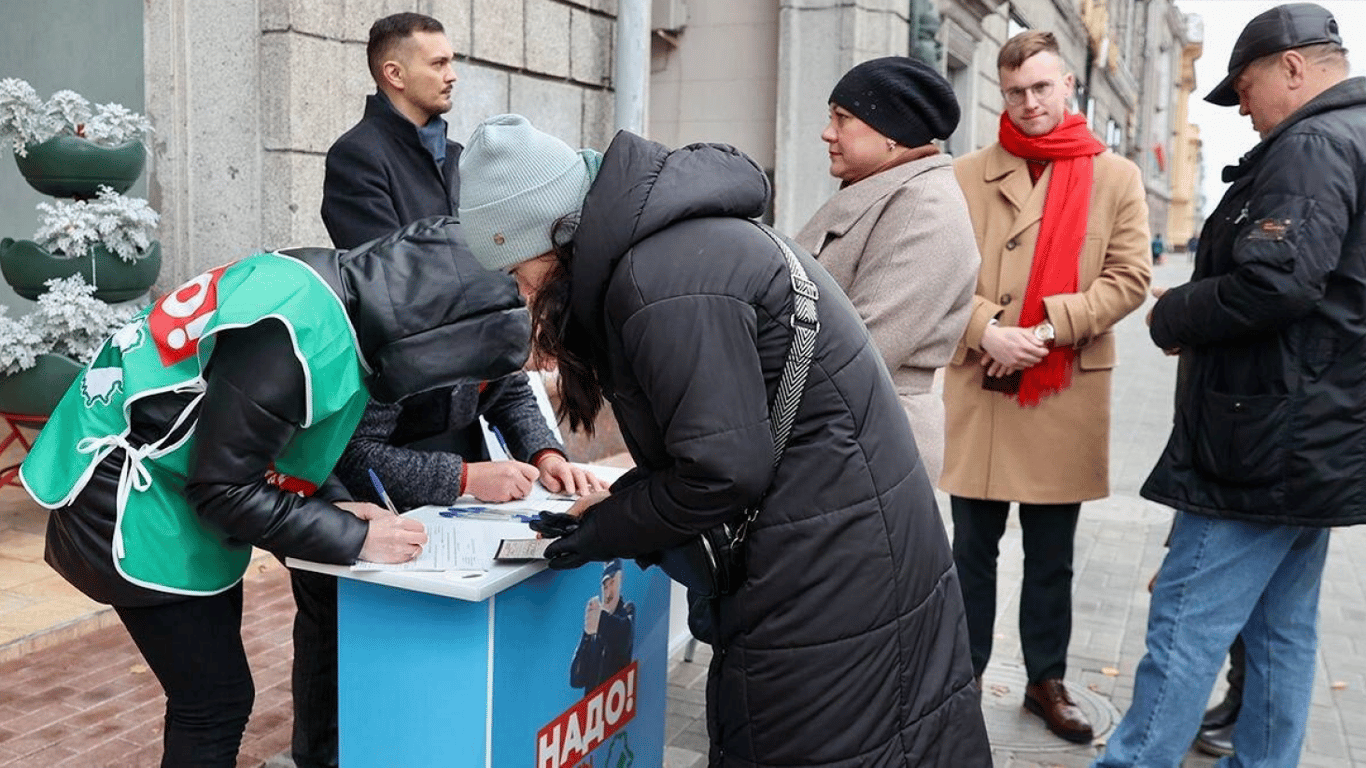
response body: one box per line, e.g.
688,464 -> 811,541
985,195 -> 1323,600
332,398 -> 467,510
480,373 -> 565,462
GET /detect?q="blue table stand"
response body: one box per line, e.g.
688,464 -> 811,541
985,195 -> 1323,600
290,501 -> 671,768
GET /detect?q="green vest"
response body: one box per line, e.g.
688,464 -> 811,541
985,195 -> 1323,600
22,253 -> 369,596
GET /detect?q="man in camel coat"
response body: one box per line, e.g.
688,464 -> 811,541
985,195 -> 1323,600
942,29 -> 1151,745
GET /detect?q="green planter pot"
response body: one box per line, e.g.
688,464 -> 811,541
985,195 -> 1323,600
0,352 -> 81,417
0,238 -> 161,302
13,136 -> 146,198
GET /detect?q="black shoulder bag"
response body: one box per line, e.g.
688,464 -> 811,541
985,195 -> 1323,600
656,223 -> 819,599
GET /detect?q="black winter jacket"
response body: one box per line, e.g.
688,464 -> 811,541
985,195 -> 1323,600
322,93 -> 543,500
1142,78 -> 1366,526
564,133 -> 989,767
321,93 -> 459,250
44,218 -> 529,606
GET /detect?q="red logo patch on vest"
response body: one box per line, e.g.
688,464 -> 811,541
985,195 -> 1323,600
150,265 -> 230,367
264,467 -> 318,497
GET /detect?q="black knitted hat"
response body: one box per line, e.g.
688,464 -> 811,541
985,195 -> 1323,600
829,56 -> 961,147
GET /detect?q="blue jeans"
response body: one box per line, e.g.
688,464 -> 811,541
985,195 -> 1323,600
1093,512 -> 1329,768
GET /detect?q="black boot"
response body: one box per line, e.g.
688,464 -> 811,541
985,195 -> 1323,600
1194,722 -> 1235,757
1200,692 -> 1240,731
1195,635 -> 1245,757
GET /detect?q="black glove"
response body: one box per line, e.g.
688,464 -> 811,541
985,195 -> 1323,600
543,511 -> 614,570
529,511 -> 581,539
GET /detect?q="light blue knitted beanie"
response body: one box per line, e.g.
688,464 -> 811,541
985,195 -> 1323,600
458,114 -> 602,272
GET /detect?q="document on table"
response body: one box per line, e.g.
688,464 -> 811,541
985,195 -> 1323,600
495,537 -> 553,561
350,511 -> 536,572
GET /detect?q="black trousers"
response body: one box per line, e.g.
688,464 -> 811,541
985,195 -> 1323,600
289,568 -> 340,768
115,583 -> 255,768
950,496 -> 1081,684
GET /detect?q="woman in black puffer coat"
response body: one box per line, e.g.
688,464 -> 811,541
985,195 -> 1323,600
457,114 -> 991,767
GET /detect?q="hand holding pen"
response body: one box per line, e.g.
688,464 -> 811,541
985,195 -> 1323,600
352,468 -> 426,563
367,468 -> 403,517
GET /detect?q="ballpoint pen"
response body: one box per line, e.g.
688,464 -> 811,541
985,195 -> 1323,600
489,425 -> 512,458
367,468 -> 402,517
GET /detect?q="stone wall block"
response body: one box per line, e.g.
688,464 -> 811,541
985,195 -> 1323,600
570,8 -> 613,85
509,75 -> 585,146
264,35 -> 359,155
526,0 -> 572,77
581,89 -> 615,149
428,0 -> 474,52
261,151 -> 329,250
471,0 -> 525,68
259,34 -> 293,150
449,64 -> 511,144
146,0 -> 265,288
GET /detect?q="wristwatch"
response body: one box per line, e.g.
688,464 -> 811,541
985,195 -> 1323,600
1033,321 -> 1055,343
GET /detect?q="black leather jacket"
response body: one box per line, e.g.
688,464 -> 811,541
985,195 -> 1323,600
44,218 -> 530,606
1142,78 -> 1366,526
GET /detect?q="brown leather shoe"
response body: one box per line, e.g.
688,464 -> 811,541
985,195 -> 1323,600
1024,678 -> 1094,743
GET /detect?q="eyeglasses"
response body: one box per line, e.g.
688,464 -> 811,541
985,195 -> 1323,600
1002,79 -> 1055,106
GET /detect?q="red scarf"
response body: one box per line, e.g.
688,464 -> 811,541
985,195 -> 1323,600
997,112 -> 1105,406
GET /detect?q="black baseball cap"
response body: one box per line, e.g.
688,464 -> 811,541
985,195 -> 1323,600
1206,2 -> 1342,106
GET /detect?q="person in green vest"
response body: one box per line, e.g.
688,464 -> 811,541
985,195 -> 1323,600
22,216 -> 529,768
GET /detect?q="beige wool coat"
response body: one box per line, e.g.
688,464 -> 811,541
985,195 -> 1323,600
942,142 -> 1151,504
795,154 -> 980,482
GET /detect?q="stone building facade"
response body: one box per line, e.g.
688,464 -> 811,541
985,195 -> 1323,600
0,1 -> 1202,303
144,0 -> 621,291
647,0 -> 1204,240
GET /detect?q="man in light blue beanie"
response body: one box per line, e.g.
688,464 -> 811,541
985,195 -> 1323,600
458,114 -> 603,272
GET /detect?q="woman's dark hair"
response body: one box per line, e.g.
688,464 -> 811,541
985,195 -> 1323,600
529,215 -> 604,435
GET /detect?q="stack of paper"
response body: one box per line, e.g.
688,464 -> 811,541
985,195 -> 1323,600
351,504 -> 554,572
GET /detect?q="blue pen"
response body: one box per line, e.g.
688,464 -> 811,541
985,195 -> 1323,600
367,468 -> 402,517
489,425 -> 512,458
441,507 -> 538,523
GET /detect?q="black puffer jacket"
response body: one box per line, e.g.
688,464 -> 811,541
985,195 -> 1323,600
1143,78 -> 1366,526
565,133 -> 989,767
44,218 -> 529,607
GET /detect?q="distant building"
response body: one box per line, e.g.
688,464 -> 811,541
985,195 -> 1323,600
0,0 -> 1202,300
646,0 -> 1202,240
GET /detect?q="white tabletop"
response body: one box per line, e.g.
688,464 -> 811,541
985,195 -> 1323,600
288,549 -> 548,602
287,463 -> 626,602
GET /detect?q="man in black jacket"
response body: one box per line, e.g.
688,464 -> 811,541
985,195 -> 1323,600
301,14 -> 603,768
321,12 -> 458,247
294,16 -> 466,767
569,559 -> 635,694
1094,5 -> 1366,766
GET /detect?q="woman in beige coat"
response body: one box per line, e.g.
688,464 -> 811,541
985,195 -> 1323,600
795,56 -> 980,482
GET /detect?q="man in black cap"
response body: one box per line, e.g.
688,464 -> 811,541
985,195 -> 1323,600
1094,4 -> 1366,766
569,558 -> 636,694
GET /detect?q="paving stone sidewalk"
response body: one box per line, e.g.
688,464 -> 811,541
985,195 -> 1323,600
3,259 -> 1366,766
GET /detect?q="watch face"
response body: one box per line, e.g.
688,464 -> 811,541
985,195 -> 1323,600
1033,323 -> 1054,342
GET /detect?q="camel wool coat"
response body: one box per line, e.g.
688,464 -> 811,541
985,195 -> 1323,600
795,153 -> 979,483
942,142 -> 1151,504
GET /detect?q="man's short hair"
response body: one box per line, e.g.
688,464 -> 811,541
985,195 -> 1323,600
998,30 -> 1060,71
1300,40 -> 1350,70
1245,40 -> 1349,80
367,12 -> 445,82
